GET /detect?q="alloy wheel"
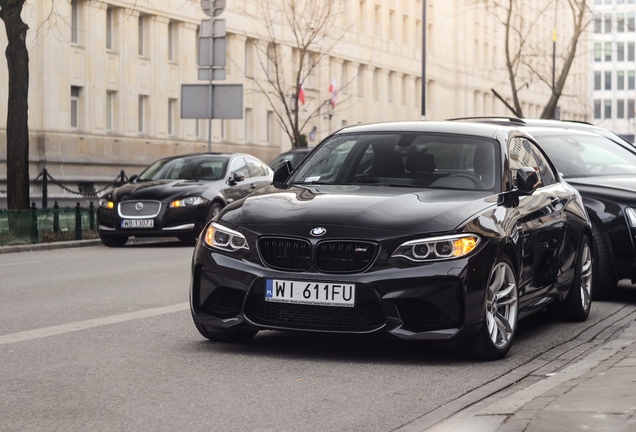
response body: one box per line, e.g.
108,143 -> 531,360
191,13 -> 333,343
486,262 -> 518,349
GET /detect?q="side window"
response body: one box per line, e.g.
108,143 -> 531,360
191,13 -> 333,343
245,157 -> 267,177
229,157 -> 248,179
532,147 -> 558,186
509,137 -> 542,188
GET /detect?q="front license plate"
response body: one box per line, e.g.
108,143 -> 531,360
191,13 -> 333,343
121,219 -> 154,228
265,279 -> 355,307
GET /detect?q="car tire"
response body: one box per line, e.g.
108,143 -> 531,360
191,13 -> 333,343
99,234 -> 128,247
191,311 -> 258,343
591,221 -> 616,300
208,202 -> 223,221
548,236 -> 592,322
468,255 -> 518,361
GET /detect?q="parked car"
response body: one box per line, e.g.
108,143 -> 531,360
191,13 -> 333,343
451,118 -> 636,299
190,121 -> 592,360
269,148 -> 311,170
97,153 -> 273,247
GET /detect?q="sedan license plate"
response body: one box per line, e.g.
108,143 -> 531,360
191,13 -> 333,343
121,219 -> 154,228
265,279 -> 355,307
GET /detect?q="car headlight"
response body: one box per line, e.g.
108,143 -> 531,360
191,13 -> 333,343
204,222 -> 249,252
169,196 -> 208,208
99,198 -> 115,209
626,208 -> 636,227
391,234 -> 480,262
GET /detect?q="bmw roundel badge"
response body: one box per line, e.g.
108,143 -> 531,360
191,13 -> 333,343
310,227 -> 326,237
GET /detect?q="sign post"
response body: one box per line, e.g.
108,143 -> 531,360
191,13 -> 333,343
181,0 -> 243,152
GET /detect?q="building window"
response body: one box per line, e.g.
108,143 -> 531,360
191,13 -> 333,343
629,100 -> 635,119
605,71 -> 612,90
605,42 -> 612,61
629,42 -> 635,61
267,111 -> 274,143
244,108 -> 252,142
168,98 -> 177,136
594,100 -> 601,119
168,21 -> 175,61
71,86 -> 80,128
358,66 -> 365,97
138,95 -> 146,133
630,71 -> 635,90
594,71 -> 602,90
618,13 -> 625,32
594,14 -> 602,33
373,69 -> 379,100
604,100 -> 611,119
618,42 -> 625,61
106,91 -> 115,132
401,76 -> 407,105
594,43 -> 602,62
618,100 -> 625,118
138,15 -> 145,57
71,0 -> 79,44
245,39 -> 253,78
387,72 -> 394,103
604,14 -> 612,33
618,71 -> 625,90
106,7 -> 114,50
629,13 -> 635,31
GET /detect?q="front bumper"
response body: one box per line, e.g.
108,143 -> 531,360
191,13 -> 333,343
190,242 -> 496,341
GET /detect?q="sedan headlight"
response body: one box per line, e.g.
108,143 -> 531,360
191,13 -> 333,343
626,208 -> 636,227
204,222 -> 249,252
99,198 -> 115,209
169,196 -> 208,208
392,234 -> 480,262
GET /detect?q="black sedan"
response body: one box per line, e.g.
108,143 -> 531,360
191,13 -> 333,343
523,128 -> 636,299
268,147 -> 311,170
190,122 -> 592,360
97,153 -> 272,247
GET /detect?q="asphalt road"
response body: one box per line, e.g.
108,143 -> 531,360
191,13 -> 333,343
1,241 -> 634,432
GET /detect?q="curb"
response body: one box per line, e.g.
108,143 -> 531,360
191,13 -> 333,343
0,239 -> 103,254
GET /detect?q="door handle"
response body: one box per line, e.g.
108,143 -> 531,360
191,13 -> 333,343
550,196 -> 560,207
250,183 -> 257,189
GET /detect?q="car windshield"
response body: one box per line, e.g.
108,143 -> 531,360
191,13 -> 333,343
138,156 -> 228,181
532,133 -> 636,178
289,132 -> 500,191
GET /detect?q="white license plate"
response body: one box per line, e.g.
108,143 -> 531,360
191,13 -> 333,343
121,219 -> 154,228
265,279 -> 355,307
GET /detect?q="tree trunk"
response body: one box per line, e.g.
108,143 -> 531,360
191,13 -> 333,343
1,0 -> 30,210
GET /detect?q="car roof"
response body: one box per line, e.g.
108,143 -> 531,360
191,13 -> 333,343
335,120 -> 522,140
448,116 -> 634,147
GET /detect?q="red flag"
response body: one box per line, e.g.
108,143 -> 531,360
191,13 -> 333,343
329,78 -> 337,107
298,83 -> 305,105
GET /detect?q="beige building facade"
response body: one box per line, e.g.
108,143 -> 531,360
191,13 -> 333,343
0,0 -> 590,204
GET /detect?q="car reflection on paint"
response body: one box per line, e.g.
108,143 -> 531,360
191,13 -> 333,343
190,121 -> 592,360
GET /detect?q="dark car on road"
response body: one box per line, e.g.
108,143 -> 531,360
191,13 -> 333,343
190,121 -> 592,360
268,147 -> 311,170
98,153 -> 272,247
451,118 -> 636,299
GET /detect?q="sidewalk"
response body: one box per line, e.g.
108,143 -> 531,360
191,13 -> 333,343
398,304 -> 636,432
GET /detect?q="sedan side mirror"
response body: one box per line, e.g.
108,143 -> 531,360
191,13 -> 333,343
128,174 -> 138,183
229,172 -> 245,186
273,160 -> 293,187
516,167 -> 539,195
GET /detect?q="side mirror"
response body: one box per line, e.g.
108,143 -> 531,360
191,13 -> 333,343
516,167 -> 539,195
273,160 -> 293,187
128,174 -> 138,183
229,172 -> 245,185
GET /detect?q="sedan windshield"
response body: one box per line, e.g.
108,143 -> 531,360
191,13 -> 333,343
289,132 -> 500,191
532,133 -> 636,178
138,156 -> 228,181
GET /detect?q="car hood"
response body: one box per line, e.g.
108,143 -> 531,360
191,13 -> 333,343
105,180 -> 216,202
221,184 -> 498,236
567,175 -> 636,200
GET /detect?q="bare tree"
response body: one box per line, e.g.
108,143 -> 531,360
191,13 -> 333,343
485,0 -> 590,119
1,0 -> 29,211
244,0 -> 345,147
